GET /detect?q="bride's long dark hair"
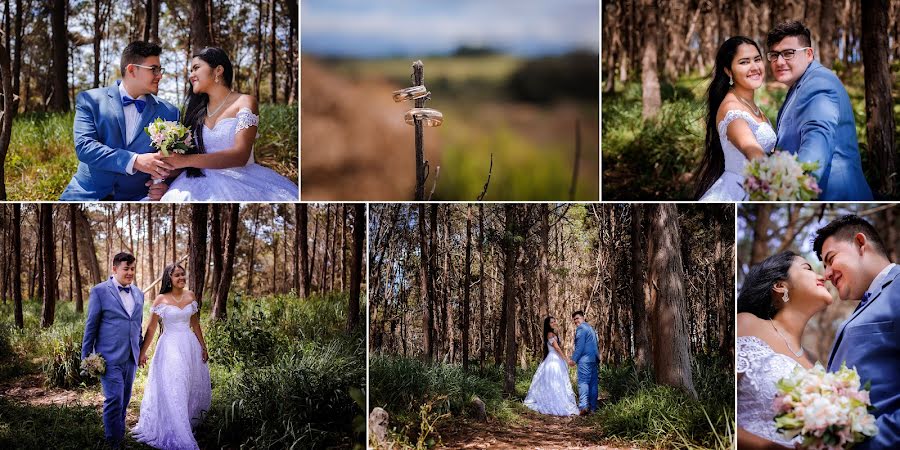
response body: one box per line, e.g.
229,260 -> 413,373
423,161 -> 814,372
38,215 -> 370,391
694,36 -> 762,200
159,263 -> 185,295
182,47 -> 234,178
542,316 -> 555,359
737,251 -> 795,320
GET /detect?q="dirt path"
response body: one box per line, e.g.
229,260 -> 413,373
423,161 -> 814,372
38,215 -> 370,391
438,410 -> 643,450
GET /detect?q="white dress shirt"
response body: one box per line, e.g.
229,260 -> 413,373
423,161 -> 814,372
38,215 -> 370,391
112,277 -> 136,317
118,83 -> 143,174
866,263 -> 897,299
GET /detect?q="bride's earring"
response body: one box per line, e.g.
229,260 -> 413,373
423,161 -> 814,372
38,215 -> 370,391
782,288 -> 790,303
215,75 -> 220,84
729,76 -> 733,86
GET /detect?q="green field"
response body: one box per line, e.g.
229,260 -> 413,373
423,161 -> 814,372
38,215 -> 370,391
3,104 -> 298,200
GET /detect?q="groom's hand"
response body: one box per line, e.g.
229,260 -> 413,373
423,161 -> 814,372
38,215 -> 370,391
145,180 -> 169,201
568,359 -> 576,367
134,153 -> 171,179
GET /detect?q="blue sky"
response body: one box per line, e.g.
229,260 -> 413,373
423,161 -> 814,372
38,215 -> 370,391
301,0 -> 599,58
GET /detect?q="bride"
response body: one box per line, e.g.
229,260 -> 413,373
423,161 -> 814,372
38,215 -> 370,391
523,316 -> 579,416
154,47 -> 298,201
737,251 -> 833,449
132,264 -> 211,449
695,36 -> 775,201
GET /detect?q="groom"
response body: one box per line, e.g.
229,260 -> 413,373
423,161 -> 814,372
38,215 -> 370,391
60,41 -> 178,201
81,252 -> 144,448
816,215 -> 899,449
767,21 -> 873,201
568,310 -> 599,415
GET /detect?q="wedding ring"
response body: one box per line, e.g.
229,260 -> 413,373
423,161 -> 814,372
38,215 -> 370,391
404,108 -> 443,127
392,85 -> 429,102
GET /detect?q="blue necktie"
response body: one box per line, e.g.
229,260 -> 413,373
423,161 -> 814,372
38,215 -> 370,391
122,96 -> 146,113
854,291 -> 872,313
118,285 -> 131,294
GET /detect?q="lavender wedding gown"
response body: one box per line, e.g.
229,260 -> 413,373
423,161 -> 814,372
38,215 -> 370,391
523,336 -> 579,416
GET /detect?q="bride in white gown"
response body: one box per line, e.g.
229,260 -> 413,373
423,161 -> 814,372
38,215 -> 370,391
737,251 -> 833,449
155,47 -> 298,201
132,264 -> 211,450
695,36 -> 776,201
523,316 -> 579,416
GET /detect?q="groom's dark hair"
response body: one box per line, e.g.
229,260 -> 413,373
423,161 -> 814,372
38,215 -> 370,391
767,21 -> 811,48
120,41 -> 162,77
572,310 -> 584,319
812,215 -> 888,261
112,252 -> 135,267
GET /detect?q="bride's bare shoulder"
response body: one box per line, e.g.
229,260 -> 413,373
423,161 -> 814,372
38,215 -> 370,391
152,294 -> 169,307
736,312 -> 765,336
233,93 -> 258,114
716,95 -> 752,123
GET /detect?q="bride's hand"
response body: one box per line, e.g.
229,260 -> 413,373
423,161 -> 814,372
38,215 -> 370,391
201,347 -> 208,363
139,352 -> 148,368
159,154 -> 186,170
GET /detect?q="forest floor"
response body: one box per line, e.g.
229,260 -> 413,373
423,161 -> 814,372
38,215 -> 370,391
438,408 -> 643,450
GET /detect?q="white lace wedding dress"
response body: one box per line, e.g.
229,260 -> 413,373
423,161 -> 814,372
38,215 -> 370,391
523,336 -> 579,416
700,110 -> 776,201
161,107 -> 298,201
736,336 -> 801,447
132,301 -> 211,450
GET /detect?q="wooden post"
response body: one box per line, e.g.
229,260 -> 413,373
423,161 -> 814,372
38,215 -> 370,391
412,61 -> 427,200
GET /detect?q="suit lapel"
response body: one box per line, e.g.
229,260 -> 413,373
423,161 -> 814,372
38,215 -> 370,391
106,84 -> 128,145
828,266 -> 899,368
134,95 -> 160,146
105,278 -> 129,318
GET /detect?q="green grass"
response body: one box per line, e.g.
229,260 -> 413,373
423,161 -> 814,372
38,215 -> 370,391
0,291 -> 363,449
3,104 -> 297,200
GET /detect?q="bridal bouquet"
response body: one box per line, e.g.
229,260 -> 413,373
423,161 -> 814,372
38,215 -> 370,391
744,151 -> 821,201
80,352 -> 106,378
774,363 -> 878,449
145,117 -> 194,157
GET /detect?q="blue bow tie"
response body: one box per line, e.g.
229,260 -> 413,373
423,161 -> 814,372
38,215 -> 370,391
118,285 -> 131,294
854,291 -> 872,313
122,95 -> 146,113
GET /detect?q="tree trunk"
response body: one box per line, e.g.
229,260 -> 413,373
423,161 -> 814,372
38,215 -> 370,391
647,204 -> 696,399
502,205 -> 520,394
418,204 -> 435,361
49,0 -> 69,112
630,205 -> 650,370
190,0 -> 213,52
40,205 -> 57,327
210,204 -> 222,300
861,0 -> 897,197
750,204 -> 772,264
12,203 -> 22,328
0,36 -> 14,199
298,204 -> 310,297
212,204 -> 239,321
69,205 -> 83,314
640,0 -> 661,120
253,0 -> 264,98
285,0 -> 297,104
478,204 -> 486,370
463,205 -> 472,371
245,205 -> 261,295
348,204 -> 364,332
190,204 -> 208,310
537,204 -> 550,319
268,0 -> 277,103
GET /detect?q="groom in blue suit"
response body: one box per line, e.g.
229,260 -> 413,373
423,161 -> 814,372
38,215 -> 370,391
81,252 -> 144,448
767,21 -> 873,201
568,310 -> 600,414
816,215 -> 899,450
61,41 -> 178,201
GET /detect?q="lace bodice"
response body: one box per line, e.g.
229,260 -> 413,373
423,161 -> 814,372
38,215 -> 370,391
151,301 -> 198,333
736,336 -> 800,445
717,110 -> 777,174
203,107 -> 259,165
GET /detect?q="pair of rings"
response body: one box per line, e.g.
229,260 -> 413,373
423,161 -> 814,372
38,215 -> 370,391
404,108 -> 443,127
392,85 -> 429,102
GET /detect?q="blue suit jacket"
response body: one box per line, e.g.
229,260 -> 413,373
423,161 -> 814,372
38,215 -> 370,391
571,322 -> 600,364
81,277 -> 144,367
775,60 -> 873,201
61,82 -> 179,200
828,265 -> 900,450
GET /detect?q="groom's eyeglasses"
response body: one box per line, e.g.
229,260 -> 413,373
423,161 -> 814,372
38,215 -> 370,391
766,47 -> 812,62
132,64 -> 165,76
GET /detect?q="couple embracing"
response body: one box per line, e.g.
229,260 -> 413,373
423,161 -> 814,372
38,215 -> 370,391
81,252 -> 211,449
737,215 -> 899,449
60,41 -> 298,202
697,20 -> 873,202
523,311 -> 600,417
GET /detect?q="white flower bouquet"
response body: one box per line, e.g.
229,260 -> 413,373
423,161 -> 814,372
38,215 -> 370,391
774,362 -> 878,449
744,151 -> 821,201
144,117 -> 194,157
80,352 -> 107,378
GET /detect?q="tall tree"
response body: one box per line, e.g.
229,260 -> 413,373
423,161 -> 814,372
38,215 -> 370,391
298,204 -> 310,297
418,204 -> 435,361
142,0 -> 160,43
39,205 -> 57,327
861,0 -> 897,197
0,37 -> 14,199
190,204 -> 208,309
502,205 -> 520,393
69,205 -> 83,313
12,203 -> 22,328
348,204 -> 364,331
209,204 -> 223,300
462,205 -> 472,371
268,0 -> 277,104
93,0 -> 111,88
245,204 -> 261,294
647,204 -> 696,399
212,204 -> 239,321
630,205 -> 650,370
640,0 -> 661,119
190,0 -> 213,52
50,0 -> 70,112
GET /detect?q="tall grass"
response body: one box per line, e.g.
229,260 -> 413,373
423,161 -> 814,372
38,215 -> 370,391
3,104 -> 297,200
